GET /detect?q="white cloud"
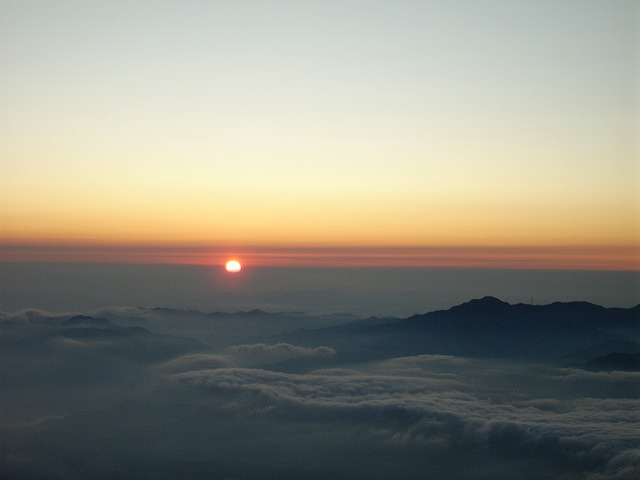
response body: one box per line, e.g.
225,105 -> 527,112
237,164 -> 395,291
2,302 -> 638,479
157,354 -> 233,372
230,343 -> 335,361
173,366 -> 640,475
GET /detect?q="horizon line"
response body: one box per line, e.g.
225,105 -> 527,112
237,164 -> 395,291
1,243 -> 638,271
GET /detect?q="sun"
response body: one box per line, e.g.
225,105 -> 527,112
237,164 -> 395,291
225,259 -> 242,273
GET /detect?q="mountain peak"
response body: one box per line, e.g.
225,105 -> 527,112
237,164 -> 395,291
59,315 -> 112,327
471,296 -> 509,306
242,309 -> 271,316
453,296 -> 510,312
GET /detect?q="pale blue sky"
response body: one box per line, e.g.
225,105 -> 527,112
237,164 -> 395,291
1,0 -> 638,249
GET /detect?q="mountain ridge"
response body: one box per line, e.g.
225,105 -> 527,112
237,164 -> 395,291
402,296 -> 639,331
279,297 -> 640,366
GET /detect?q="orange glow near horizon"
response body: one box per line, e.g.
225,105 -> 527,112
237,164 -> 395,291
0,243 -> 638,271
2,191 -> 638,249
2,2 -> 639,274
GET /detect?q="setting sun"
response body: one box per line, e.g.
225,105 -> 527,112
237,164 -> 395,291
225,260 -> 242,273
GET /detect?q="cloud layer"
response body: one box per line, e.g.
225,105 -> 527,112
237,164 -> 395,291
1,303 -> 638,479
173,365 -> 639,476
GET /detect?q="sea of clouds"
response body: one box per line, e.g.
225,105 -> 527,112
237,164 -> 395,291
1,306 -> 638,479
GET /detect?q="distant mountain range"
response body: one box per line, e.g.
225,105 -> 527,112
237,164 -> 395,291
4,297 -> 638,375
280,296 -> 640,368
401,296 -> 639,332
585,351 -> 640,371
0,313 -> 206,388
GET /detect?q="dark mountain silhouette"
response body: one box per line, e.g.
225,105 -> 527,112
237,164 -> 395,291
1,313 -> 208,389
401,296 -> 639,332
280,297 -> 640,365
585,352 -> 640,371
59,314 -> 113,327
567,340 -> 640,363
5,314 -> 206,360
99,306 -> 358,348
376,297 -> 639,360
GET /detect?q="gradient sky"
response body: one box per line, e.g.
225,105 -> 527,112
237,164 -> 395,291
1,0 -> 639,268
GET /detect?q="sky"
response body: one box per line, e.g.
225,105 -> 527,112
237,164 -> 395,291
1,0 -> 639,269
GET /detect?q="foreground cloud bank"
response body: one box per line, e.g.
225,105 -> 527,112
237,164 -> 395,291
1,299 -> 639,479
